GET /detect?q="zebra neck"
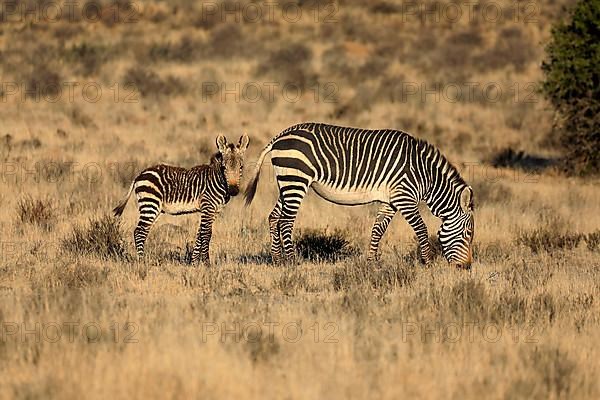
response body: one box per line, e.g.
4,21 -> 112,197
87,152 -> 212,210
422,148 -> 467,221
211,164 -> 228,189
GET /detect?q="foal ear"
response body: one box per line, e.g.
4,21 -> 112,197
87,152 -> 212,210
460,186 -> 474,213
216,135 -> 228,153
238,134 -> 250,152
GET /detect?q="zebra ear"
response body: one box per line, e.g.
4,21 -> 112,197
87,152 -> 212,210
238,134 -> 250,152
460,186 -> 474,213
216,135 -> 227,153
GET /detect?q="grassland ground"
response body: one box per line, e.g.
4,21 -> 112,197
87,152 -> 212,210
1,0 -> 599,398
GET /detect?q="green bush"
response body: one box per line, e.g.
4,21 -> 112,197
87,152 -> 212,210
541,0 -> 600,175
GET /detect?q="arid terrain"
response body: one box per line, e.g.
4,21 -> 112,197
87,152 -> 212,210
0,0 -> 599,399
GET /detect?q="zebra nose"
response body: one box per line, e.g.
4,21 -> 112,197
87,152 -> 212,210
228,186 -> 240,196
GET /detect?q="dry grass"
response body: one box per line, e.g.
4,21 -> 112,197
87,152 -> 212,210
0,1 -> 598,399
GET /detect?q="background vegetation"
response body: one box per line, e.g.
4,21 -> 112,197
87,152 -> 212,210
0,0 -> 598,399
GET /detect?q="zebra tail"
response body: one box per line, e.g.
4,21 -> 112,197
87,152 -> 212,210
244,143 -> 273,206
113,181 -> 134,217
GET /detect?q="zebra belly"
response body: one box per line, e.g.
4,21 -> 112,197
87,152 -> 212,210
311,181 -> 390,205
161,201 -> 200,215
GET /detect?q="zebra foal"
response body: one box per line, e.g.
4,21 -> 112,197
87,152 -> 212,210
113,134 -> 249,266
244,123 -> 474,269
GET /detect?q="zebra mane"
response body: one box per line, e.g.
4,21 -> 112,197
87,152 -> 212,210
417,137 -> 468,191
209,151 -> 223,166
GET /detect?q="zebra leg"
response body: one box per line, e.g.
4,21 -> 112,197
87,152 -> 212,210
278,190 -> 308,263
367,203 -> 397,261
133,208 -> 160,259
191,204 -> 216,266
398,204 -> 432,264
268,198 -> 284,264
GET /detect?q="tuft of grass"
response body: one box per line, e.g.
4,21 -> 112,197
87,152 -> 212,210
518,227 -> 583,254
332,260 -> 415,292
17,196 -> 57,231
61,214 -> 128,260
295,229 -> 358,262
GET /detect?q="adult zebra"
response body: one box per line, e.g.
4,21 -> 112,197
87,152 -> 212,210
244,123 -> 474,269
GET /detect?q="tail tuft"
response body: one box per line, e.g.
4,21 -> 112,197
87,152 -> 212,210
244,173 -> 260,206
113,199 -> 128,217
243,142 -> 272,207
113,181 -> 134,217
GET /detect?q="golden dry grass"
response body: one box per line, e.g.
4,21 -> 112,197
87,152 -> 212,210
1,1 -> 599,399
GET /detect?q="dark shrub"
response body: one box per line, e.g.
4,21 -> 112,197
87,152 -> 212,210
477,26 -> 536,72
61,215 -> 128,260
518,225 -> 583,254
490,147 -> 557,172
295,229 -> 358,262
17,196 -> 56,231
123,67 -> 186,98
256,42 -> 315,89
541,0 -> 600,175
63,43 -> 111,76
148,37 -> 204,63
26,65 -> 62,98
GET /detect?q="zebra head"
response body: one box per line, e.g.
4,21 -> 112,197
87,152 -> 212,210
438,186 -> 474,269
216,134 -> 250,196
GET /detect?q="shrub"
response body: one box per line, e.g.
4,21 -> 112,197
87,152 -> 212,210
26,65 -> 62,98
518,225 -> 583,254
148,37 -> 204,63
17,196 -> 56,231
61,215 -> 128,260
541,0 -> 600,175
256,42 -> 315,89
295,229 -> 358,262
477,26 -> 536,72
123,67 -> 186,98
585,230 -> 600,251
490,147 -> 556,172
63,43 -> 111,76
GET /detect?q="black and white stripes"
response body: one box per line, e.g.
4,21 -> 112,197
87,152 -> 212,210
244,123 -> 475,268
113,134 -> 249,265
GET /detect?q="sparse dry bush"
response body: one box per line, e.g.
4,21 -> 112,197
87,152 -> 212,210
16,196 -> 57,231
332,259 -> 415,292
123,67 -> 186,98
295,229 -> 358,262
471,180 -> 512,205
48,262 -> 110,289
61,214 -> 128,260
586,230 -> 600,251
63,42 -> 112,76
244,334 -> 280,364
518,225 -> 583,254
274,268 -> 311,295
477,27 -> 536,72
256,42 -> 315,89
506,345 -> 579,399
490,147 -> 556,172
148,37 -> 205,63
25,65 -> 62,98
